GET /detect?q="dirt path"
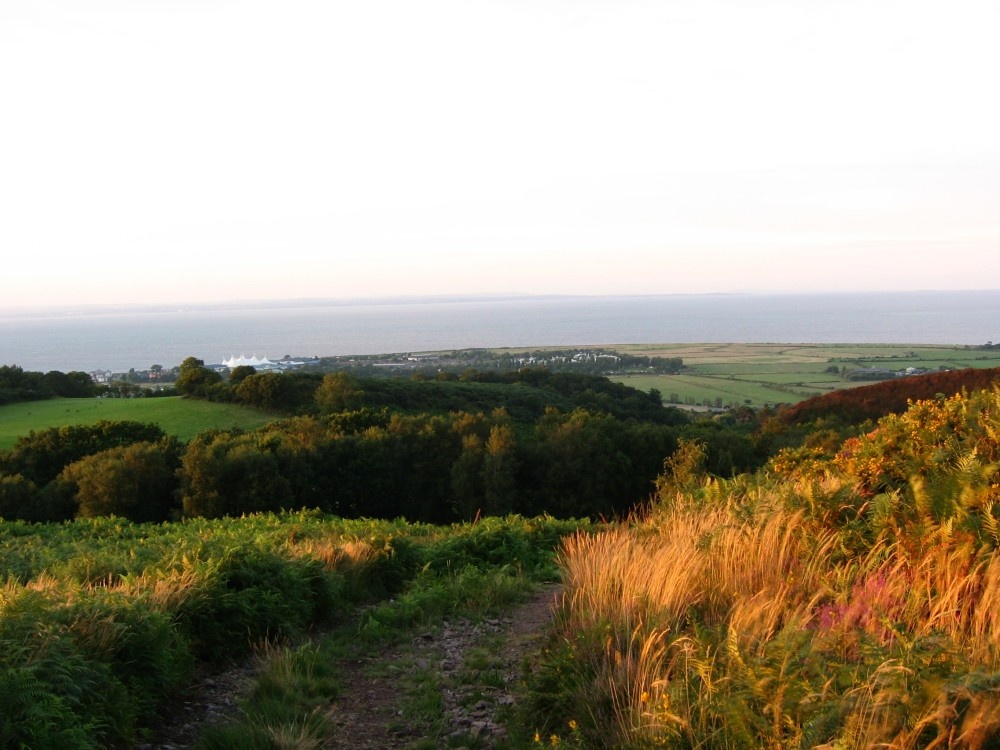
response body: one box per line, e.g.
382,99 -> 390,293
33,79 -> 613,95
142,585 -> 560,749
325,584 -> 560,748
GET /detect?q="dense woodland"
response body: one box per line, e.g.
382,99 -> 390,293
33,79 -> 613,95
0,358 -> 760,524
3,358 -> 1000,526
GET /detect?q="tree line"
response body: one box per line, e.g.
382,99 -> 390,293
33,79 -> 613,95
0,365 -> 94,405
0,360 -> 765,524
10,357 -> 990,526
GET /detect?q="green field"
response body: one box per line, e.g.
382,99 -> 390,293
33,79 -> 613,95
4,344 -> 999,440
0,396 -> 275,449
607,343 -> 1000,409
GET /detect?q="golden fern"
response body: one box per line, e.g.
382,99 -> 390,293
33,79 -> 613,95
983,500 -> 1000,547
911,476 -> 934,525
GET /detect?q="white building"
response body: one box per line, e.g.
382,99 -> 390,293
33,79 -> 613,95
222,354 -> 276,369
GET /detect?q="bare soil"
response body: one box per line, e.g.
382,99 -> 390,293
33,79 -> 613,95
325,584 -> 560,749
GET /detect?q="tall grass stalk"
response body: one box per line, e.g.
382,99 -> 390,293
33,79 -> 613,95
549,500 -> 1000,746
550,499 -> 837,747
557,525 -> 708,635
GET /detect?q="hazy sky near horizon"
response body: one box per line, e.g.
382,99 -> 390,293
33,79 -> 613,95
2,0 -> 999,309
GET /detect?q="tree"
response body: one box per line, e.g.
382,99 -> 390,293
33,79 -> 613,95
179,430 -> 294,518
315,372 -> 363,412
0,420 -> 166,486
0,474 -> 39,521
59,439 -> 181,521
235,372 -> 298,410
654,438 -> 707,501
483,423 -> 517,515
175,356 -> 222,396
450,433 -> 485,519
228,365 -> 256,385
0,365 -> 95,403
42,370 -> 95,397
533,408 -> 635,518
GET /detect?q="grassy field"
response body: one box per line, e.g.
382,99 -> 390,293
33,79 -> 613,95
607,343 -> 1000,408
3,344 -> 998,441
0,396 -> 275,449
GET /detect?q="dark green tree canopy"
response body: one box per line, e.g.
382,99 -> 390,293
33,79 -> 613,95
228,365 -> 256,385
0,420 -> 166,486
175,357 -> 222,396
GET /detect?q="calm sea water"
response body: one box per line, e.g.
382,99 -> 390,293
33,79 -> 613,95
1,291 -> 998,373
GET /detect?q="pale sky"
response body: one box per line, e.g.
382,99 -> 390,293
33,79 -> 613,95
2,0 -> 998,309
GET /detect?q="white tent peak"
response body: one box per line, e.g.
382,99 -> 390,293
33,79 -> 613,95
222,353 -> 274,369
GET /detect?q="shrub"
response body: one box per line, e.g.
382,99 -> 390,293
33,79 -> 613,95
59,439 -> 181,522
173,547 -> 340,661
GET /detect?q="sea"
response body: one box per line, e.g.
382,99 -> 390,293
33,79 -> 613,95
1,291 -> 998,374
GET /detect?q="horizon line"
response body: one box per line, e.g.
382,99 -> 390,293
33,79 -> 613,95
3,288 -> 1000,318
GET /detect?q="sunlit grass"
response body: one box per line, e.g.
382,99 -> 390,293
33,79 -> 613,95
0,396 -> 275,449
0,511 -> 586,748
529,389 -> 1000,747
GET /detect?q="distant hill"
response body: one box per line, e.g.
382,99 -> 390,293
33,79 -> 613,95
775,366 -> 1000,425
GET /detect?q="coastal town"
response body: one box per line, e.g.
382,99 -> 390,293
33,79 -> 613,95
87,347 -> 685,389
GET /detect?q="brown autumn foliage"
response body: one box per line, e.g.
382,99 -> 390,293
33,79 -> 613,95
775,366 -> 1000,426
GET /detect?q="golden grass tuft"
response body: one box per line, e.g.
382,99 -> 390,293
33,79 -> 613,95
554,496 -> 1000,747
263,722 -> 325,750
288,537 -> 380,573
101,563 -> 206,614
553,498 -> 843,746
607,627 -> 687,746
539,389 -> 1000,746
557,501 -> 832,638
557,525 -> 707,635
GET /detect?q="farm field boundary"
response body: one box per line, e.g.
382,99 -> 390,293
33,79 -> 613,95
605,342 -> 1000,408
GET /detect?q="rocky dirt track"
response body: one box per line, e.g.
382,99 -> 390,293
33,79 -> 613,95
144,585 -> 560,749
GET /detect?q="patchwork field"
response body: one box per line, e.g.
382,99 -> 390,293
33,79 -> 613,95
606,343 -> 1000,408
4,344 -> 999,442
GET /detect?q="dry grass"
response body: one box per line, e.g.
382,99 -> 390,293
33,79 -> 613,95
551,492 -> 1000,747
287,537 -> 381,573
557,523 -> 709,635
117,566 -> 204,611
558,500 -> 832,637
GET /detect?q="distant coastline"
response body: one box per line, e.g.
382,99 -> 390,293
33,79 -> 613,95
1,291 -> 998,374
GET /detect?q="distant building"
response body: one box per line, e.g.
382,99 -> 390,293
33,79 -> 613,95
220,354 -> 313,371
223,354 -> 276,369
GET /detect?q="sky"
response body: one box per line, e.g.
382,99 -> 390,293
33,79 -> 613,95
1,0 -> 999,309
